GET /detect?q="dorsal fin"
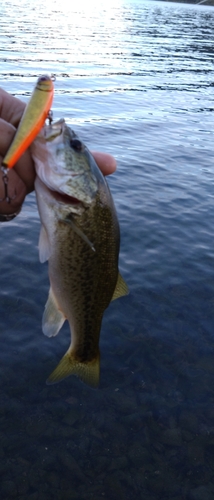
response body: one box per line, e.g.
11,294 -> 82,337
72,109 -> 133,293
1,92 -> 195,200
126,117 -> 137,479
111,272 -> 129,301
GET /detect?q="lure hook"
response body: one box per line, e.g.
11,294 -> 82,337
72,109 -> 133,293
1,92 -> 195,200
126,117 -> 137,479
0,166 -> 16,204
47,109 -> 53,126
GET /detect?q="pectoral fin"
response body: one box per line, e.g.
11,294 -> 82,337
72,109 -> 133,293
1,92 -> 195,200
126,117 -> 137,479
111,272 -> 129,301
38,225 -> 51,263
46,349 -> 100,387
42,287 -> 66,337
63,216 -> 95,252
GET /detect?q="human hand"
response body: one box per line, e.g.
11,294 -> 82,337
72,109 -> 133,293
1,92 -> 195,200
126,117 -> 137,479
0,88 -> 116,217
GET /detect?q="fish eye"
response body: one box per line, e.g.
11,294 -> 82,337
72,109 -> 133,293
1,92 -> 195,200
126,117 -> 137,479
70,139 -> 83,152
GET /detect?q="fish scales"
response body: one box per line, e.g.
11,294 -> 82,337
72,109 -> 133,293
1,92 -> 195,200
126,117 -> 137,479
49,187 -> 119,362
32,119 -> 128,387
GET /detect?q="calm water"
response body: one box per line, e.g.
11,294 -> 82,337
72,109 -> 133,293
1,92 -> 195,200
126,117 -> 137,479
1,0 -> 214,498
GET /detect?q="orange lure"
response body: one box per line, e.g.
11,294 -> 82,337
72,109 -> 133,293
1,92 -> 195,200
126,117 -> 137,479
2,75 -> 54,169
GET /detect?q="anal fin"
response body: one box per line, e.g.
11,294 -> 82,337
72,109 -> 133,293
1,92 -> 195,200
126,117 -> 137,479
39,225 -> 51,263
42,287 -> 66,337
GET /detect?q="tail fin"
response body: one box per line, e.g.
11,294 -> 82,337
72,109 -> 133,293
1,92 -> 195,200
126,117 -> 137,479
46,350 -> 100,388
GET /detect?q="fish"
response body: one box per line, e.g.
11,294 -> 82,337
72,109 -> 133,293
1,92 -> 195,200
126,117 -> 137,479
3,75 -> 54,169
31,118 -> 128,387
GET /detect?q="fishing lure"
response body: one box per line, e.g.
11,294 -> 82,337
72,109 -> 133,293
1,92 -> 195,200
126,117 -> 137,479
0,75 -> 54,203
3,75 -> 54,169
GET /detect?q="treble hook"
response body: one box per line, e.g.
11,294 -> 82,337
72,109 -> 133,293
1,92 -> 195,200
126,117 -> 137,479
47,109 -> 53,126
0,166 -> 16,204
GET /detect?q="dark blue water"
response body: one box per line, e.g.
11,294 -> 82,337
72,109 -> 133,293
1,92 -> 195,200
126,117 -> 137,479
1,0 -> 214,498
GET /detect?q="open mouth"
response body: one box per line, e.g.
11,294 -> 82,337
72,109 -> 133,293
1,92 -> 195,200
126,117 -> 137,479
50,189 -> 80,205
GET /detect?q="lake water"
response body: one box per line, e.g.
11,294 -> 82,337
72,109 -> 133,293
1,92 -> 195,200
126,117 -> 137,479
1,0 -> 214,498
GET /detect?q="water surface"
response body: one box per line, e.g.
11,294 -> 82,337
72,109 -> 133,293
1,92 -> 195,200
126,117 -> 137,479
1,1 -> 214,498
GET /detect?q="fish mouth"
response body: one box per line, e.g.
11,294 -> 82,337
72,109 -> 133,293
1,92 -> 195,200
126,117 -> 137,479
35,176 -> 81,206
50,189 -> 81,205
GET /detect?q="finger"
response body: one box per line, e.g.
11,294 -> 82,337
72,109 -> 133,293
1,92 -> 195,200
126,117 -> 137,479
0,118 -> 35,193
91,151 -> 117,176
0,88 -> 25,127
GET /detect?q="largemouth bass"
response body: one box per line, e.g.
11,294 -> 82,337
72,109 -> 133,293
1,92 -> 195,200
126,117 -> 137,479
31,119 -> 128,387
